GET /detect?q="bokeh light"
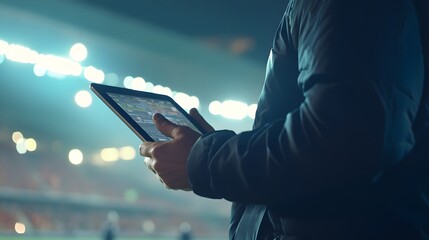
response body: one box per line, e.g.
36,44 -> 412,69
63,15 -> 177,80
123,76 -> 134,88
131,77 -> 146,91
174,92 -> 189,107
105,73 -> 119,85
83,66 -> 104,83
5,44 -> 39,64
69,43 -> 87,62
209,100 -> 250,120
16,138 -> 27,154
221,100 -> 248,120
208,101 -> 222,115
173,92 -> 199,110
0,39 -> 8,55
119,146 -> 136,160
75,90 -> 92,108
100,147 -> 119,162
124,188 -> 139,203
25,138 -> 37,152
33,63 -> 46,77
68,149 -> 83,165
247,104 -> 258,119
12,131 -> 24,143
14,222 -> 26,234
153,85 -> 173,97
142,220 -> 156,234
145,82 -> 154,92
38,54 -> 83,76
188,96 -> 199,109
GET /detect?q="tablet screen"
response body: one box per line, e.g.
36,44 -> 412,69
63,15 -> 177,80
106,92 -> 201,141
90,83 -> 206,142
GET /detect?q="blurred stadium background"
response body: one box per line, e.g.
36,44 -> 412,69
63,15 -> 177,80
0,0 -> 286,239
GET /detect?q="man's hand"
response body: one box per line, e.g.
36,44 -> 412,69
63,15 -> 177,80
140,108 -> 214,190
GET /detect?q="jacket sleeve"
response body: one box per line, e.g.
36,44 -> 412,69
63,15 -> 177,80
187,86 -> 385,205
187,0 -> 393,206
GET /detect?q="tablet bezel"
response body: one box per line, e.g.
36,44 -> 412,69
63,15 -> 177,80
90,83 -> 206,142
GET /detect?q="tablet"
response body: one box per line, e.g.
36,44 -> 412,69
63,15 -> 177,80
90,83 -> 206,142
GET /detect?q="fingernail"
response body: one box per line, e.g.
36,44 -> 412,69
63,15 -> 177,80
153,113 -> 163,120
139,144 -> 144,154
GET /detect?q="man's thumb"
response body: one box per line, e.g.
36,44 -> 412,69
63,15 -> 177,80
153,113 -> 178,138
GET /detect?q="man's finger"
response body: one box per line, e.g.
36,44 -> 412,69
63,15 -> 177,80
139,142 -> 157,157
189,108 -> 215,132
152,113 -> 179,138
144,157 -> 156,174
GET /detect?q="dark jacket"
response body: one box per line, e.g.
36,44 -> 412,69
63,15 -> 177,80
187,0 -> 429,239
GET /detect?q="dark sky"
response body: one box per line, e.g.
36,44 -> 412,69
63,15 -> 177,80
76,0 -> 288,64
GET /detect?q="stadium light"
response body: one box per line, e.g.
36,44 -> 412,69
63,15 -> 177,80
0,38 -> 258,123
69,149 -> 83,165
12,131 -> 24,143
14,222 -> 26,234
188,96 -> 199,109
12,132 -> 38,153
153,85 -> 173,97
209,101 -> 222,115
0,39 -> 8,54
16,138 -> 27,154
6,44 -> 39,64
144,81 -> 154,92
119,146 -> 136,160
247,104 -> 258,119
37,54 -> 83,77
33,63 -> 46,77
25,138 -> 37,152
221,100 -> 248,120
69,42 -> 88,62
75,90 -> 93,108
123,76 -> 134,88
130,77 -> 146,91
84,66 -> 104,83
174,92 -> 199,110
209,100 -> 256,120
100,147 -> 119,162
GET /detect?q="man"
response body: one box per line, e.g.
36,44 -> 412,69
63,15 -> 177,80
101,211 -> 119,240
141,0 -> 429,239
